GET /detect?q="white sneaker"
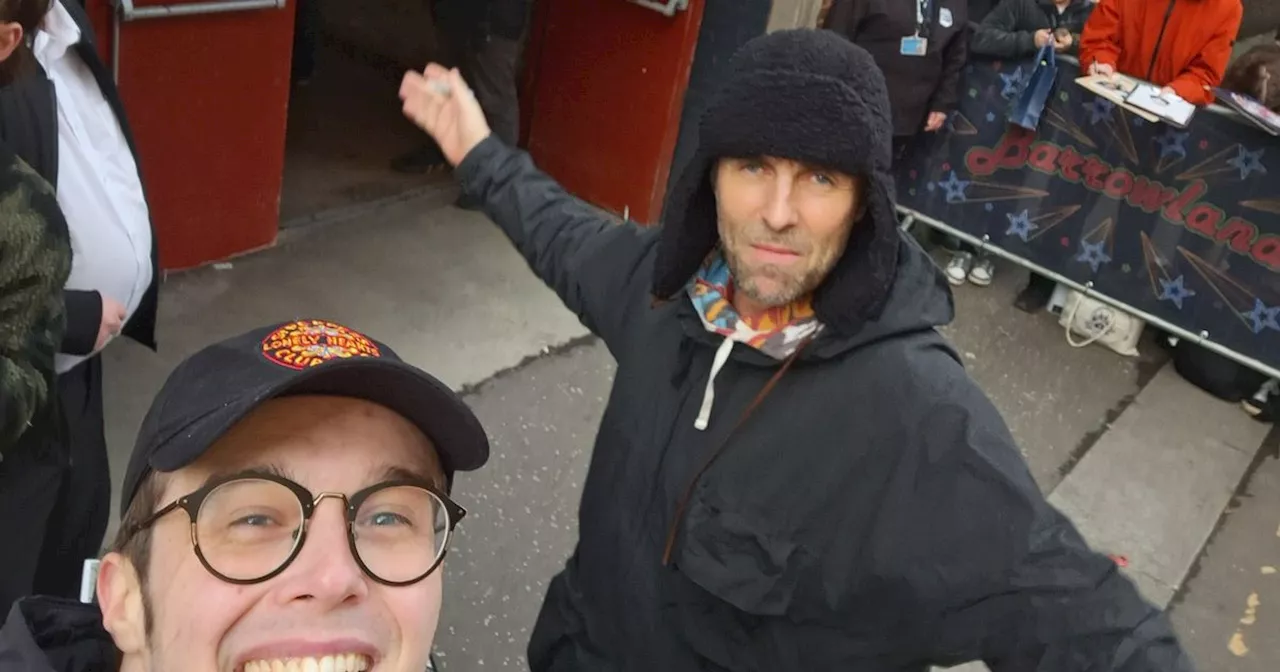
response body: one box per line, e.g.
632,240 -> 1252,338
945,252 -> 973,286
968,256 -> 995,286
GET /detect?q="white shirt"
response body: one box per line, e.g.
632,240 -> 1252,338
33,0 -> 153,374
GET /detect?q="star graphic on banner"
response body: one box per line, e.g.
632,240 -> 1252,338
1004,210 -> 1037,241
1157,275 -> 1196,309
1156,128 -> 1190,159
985,111 -> 996,123
1000,67 -> 1025,99
1084,97 -> 1115,125
1075,239 -> 1112,273
1242,298 -> 1280,334
1226,146 -> 1267,180
936,171 -> 970,203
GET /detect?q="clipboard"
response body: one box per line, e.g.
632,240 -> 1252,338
1074,74 -> 1161,123
1124,84 -> 1197,128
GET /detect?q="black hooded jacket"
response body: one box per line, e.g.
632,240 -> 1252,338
971,0 -> 1095,59
0,598 -> 118,671
454,30 -> 1193,671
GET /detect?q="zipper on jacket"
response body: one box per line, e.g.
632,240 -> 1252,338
1147,0 -> 1177,82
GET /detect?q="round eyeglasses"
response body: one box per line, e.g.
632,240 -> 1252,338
126,472 -> 467,586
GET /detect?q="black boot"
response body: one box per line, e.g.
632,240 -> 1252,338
1014,274 -> 1055,313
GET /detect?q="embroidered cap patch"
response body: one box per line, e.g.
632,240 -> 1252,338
260,320 -> 382,370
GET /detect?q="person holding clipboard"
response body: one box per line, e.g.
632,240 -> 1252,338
824,0 -> 990,288
1079,0 -> 1242,106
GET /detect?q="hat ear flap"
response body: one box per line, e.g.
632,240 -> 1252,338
652,155 -> 722,300
812,174 -> 902,332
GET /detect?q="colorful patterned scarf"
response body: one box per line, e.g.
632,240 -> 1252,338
686,251 -> 824,359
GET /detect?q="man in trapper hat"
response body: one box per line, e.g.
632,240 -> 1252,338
400,29 -> 1193,671
0,319 -> 489,671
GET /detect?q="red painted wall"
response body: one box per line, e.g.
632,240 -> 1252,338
521,0 -> 705,225
86,0 -> 294,271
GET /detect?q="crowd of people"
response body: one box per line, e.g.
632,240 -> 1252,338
823,0 -> 1250,311
0,0 -> 1275,669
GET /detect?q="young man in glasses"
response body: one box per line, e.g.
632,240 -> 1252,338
0,319 -> 490,672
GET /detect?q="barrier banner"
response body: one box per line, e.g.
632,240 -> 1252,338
896,56 -> 1280,373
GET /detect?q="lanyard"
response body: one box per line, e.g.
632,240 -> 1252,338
916,0 -> 933,35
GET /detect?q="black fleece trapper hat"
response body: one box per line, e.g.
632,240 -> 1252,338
652,29 -> 903,335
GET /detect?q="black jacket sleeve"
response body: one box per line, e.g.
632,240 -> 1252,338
971,0 -> 1039,58
822,0 -> 869,39
928,21 -> 971,113
912,382 -> 1195,671
60,290 -> 101,356
452,136 -> 657,350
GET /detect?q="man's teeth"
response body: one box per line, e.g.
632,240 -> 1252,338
242,654 -> 370,672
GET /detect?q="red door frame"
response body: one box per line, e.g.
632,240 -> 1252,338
519,0 -> 705,225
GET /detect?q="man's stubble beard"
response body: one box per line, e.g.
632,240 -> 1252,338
722,242 -> 816,308
719,220 -> 848,310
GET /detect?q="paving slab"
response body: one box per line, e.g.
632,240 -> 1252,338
1170,449 -> 1280,672
933,257 -> 1165,492
433,340 -> 613,670
1047,365 -> 1266,607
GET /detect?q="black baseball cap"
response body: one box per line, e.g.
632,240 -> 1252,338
121,319 -> 490,514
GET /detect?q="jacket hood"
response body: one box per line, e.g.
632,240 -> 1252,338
0,597 -> 119,672
653,29 -> 904,338
812,229 -> 955,358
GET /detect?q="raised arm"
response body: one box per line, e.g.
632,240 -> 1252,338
399,66 -> 656,349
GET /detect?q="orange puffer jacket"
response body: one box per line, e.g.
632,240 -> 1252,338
1079,0 -> 1244,104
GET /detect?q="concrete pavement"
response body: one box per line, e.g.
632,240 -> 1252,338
97,194 -> 1276,669
1171,444 -> 1280,672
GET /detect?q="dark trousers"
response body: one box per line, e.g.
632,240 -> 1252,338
0,357 -> 110,616
437,29 -> 524,147
291,0 -> 321,82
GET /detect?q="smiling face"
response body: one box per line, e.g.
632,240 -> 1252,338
97,395 -> 447,672
714,155 -> 865,319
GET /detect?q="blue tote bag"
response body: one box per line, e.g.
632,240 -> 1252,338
1008,44 -> 1058,130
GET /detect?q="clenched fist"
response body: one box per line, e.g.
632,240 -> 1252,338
399,64 -> 492,167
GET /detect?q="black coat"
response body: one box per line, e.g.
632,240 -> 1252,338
968,0 -> 999,22
0,597 -> 118,671
824,0 -> 971,137
432,0 -> 532,42
0,0 -> 159,356
454,135 -> 1194,671
971,0 -> 1095,59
